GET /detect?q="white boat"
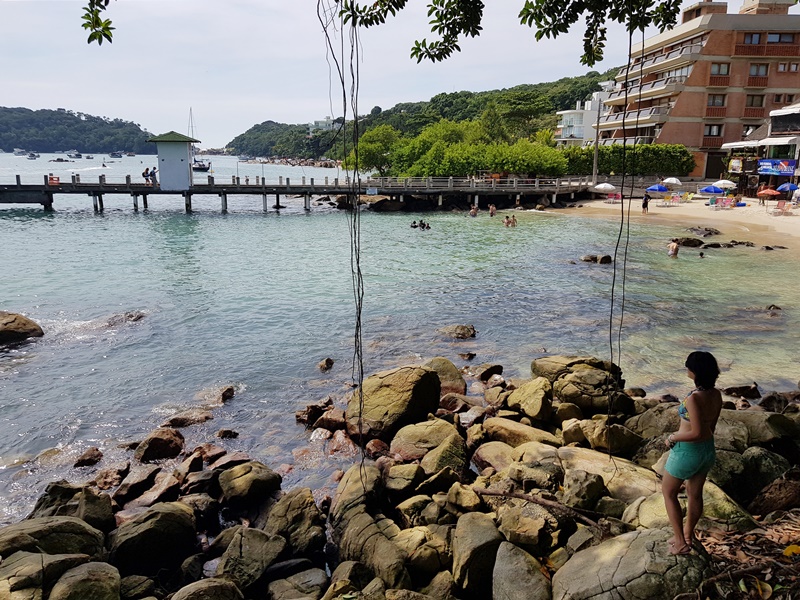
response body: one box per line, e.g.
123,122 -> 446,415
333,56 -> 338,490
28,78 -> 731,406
67,150 -> 82,159
27,152 -> 40,160
13,148 -> 27,156
109,151 -> 123,158
188,108 -> 212,172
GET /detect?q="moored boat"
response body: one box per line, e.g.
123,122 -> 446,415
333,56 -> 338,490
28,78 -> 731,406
66,150 -> 82,159
109,151 -> 123,158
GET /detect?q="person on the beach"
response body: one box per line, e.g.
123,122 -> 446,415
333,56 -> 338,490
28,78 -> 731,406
668,240 -> 679,258
642,192 -> 651,215
503,216 -> 511,227
468,207 -> 478,218
489,204 -> 497,217
510,215 -> 517,227
662,351 -> 722,555
411,221 -> 418,228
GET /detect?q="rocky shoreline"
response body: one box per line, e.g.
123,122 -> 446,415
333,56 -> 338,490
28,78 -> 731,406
1,339 -> 799,599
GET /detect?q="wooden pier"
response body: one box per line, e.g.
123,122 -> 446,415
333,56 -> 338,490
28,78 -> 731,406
0,173 -> 596,213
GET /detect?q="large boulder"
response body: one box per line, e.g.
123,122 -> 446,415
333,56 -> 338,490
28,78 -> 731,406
0,311 -> 44,344
48,562 -> 120,600
492,542 -> 551,600
108,502 -> 197,577
579,419 -> 643,456
0,551 -> 90,598
218,461 -> 282,507
264,487 -> 326,558
624,404 -> 679,438
553,367 -> 633,415
0,516 -> 105,559
267,568 -> 329,600
27,481 -> 115,533
420,433 -> 467,476
215,527 -> 287,593
451,512 -> 501,597
346,366 -> 441,441
483,417 -> 560,448
133,428 -> 185,462
506,378 -> 553,422
555,446 -> 658,503
390,419 -> 459,461
551,529 -> 709,600
471,441 -> 516,472
719,409 -> 799,444
531,355 -> 622,386
424,357 -> 467,396
172,578 -> 244,600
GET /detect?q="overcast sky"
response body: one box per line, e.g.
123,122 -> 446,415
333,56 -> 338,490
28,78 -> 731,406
0,0 -> 774,148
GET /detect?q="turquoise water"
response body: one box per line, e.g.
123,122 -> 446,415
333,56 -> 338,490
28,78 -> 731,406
1,153 -> 798,524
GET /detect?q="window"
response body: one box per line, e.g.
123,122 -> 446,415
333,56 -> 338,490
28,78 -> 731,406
767,33 -> 793,43
775,94 -> 783,103
787,94 -> 796,103
750,63 -> 769,76
746,95 -> 765,107
704,124 -> 723,137
710,63 -> 730,75
744,33 -> 761,45
791,63 -> 799,72
778,63 -> 788,72
707,94 -> 726,106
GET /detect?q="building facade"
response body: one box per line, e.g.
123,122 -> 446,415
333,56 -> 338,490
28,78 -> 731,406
596,0 -> 800,178
555,83 -> 614,147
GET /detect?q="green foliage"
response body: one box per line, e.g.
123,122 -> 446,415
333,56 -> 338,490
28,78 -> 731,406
337,0 -> 682,66
227,120 -> 350,159
82,0 -> 114,45
0,107 -> 154,154
343,124 -> 401,175
562,143 -> 695,176
534,128 -> 556,147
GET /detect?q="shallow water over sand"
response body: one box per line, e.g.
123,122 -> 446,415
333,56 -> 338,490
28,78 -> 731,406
1,154 -> 798,524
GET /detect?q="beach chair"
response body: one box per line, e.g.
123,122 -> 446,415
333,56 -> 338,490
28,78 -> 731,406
708,197 -> 718,210
772,200 -> 792,216
719,198 -> 733,209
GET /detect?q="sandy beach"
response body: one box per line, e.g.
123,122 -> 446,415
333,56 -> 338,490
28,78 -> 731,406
576,194 -> 799,246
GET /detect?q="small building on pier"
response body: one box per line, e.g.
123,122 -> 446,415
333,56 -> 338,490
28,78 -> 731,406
148,131 -> 199,191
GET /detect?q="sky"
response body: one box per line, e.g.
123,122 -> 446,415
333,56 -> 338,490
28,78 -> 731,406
0,0 -> 769,148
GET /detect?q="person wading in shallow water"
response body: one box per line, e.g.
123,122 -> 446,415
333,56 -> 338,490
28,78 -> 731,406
668,240 -> 679,258
662,351 -> 723,555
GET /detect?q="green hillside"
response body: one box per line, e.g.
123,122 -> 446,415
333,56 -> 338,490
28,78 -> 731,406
0,107 -> 155,154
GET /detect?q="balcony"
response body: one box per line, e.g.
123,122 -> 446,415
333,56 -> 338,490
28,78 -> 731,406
742,107 -> 765,118
746,76 -> 769,87
606,76 -> 687,105
708,75 -> 730,87
598,137 -> 655,146
597,105 -> 670,128
734,44 -> 800,57
705,106 -> 727,118
702,136 -> 724,148
617,44 -> 704,79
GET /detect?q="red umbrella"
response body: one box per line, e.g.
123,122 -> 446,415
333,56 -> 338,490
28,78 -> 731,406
758,188 -> 781,196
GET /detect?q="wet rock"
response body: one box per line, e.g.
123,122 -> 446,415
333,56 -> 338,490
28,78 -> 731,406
215,527 -> 286,593
425,356 -> 467,396
758,392 -> 790,413
0,551 -> 90,597
174,451 -> 204,485
161,409 -> 213,428
181,470 -> 221,497
390,419 -> 459,461
440,393 -> 484,413
124,472 -> 180,510
192,443 -> 227,464
216,428 -> 239,439
179,493 -> 221,535
218,461 -> 282,508
438,324 -> 476,339
74,447 -> 103,468
313,408 -> 346,431
48,562 -> 120,600
108,502 -> 197,577
295,397 -> 334,427
113,466 -> 162,507
194,385 -> 236,408
209,451 -> 251,471
458,352 -> 476,361
0,311 -> 44,344
95,461 -> 130,490
345,365 -> 440,442
106,311 -> 146,326
318,357 -> 334,372
723,382 -> 761,400
365,439 -> 390,458
133,428 -> 185,463
0,516 -> 105,559
264,487 -> 326,558
328,430 -> 359,456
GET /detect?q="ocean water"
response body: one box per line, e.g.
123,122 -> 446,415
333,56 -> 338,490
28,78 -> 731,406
1,153 -> 798,524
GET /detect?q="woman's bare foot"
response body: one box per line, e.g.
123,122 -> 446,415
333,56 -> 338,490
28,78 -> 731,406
669,542 -> 692,555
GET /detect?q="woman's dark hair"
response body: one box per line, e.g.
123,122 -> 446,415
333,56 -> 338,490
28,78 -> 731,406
685,351 -> 720,389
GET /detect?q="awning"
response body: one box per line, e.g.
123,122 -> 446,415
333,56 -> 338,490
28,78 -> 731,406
721,140 -> 759,149
758,136 -> 800,146
769,104 -> 800,117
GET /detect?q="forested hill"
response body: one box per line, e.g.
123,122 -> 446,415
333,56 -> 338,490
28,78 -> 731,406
228,68 -> 619,159
0,107 -> 155,154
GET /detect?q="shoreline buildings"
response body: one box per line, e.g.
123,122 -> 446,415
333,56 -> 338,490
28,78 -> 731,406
597,0 -> 800,178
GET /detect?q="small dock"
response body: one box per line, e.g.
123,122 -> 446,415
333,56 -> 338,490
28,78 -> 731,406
0,173 -> 595,213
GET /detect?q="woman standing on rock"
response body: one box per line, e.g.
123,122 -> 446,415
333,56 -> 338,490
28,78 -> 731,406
662,351 -> 723,555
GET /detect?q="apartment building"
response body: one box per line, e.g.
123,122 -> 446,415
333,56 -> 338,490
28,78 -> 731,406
596,0 -> 800,178
555,82 -> 614,147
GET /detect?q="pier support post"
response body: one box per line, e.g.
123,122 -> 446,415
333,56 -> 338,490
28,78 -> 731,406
185,193 -> 193,213
304,194 -> 311,211
474,195 -> 479,208
133,195 -> 139,212
438,194 -> 443,207
208,176 -> 214,185
43,193 -> 54,212
126,175 -> 131,186
98,195 -> 104,212
273,194 -> 282,210
399,195 -> 404,203
279,176 -> 283,185
302,176 -> 306,185
552,193 -> 557,205
516,194 -> 521,206
16,175 -> 21,187
92,194 -> 98,213
221,193 -> 228,213
262,194 -> 268,212
143,195 -> 148,210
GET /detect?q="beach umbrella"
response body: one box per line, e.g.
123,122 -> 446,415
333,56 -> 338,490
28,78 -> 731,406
593,183 -> 616,192
777,182 -> 798,192
646,184 -> 669,192
757,188 -> 781,196
713,179 -> 737,189
663,177 -> 681,186
700,185 -> 724,194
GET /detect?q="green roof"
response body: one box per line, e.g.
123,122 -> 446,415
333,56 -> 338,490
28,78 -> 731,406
147,131 -> 200,143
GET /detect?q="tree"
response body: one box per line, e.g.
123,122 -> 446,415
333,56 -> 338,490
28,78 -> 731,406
479,103 -> 509,144
343,124 -> 401,175
534,128 -> 556,147
370,106 -> 383,116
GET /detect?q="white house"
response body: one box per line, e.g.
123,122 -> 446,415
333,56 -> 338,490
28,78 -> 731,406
147,131 -> 200,191
555,82 -> 615,147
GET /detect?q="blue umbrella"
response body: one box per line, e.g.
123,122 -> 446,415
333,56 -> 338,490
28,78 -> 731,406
700,185 -> 724,194
646,184 -> 669,192
777,182 -> 798,192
